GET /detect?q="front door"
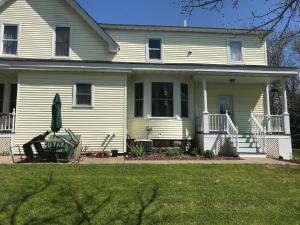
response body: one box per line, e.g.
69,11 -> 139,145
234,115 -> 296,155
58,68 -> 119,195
219,96 -> 234,119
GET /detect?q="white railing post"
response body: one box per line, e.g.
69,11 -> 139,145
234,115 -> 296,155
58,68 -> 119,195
202,79 -> 210,133
281,79 -> 291,135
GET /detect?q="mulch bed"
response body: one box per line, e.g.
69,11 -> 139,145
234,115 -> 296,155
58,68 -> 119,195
126,154 -> 242,161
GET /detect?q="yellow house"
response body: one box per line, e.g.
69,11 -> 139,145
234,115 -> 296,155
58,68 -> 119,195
0,0 -> 297,159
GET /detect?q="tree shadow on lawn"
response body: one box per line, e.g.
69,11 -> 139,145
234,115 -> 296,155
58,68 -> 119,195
0,175 -> 170,225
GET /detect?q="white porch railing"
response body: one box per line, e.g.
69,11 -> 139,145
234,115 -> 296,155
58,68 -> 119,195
209,114 -> 227,132
249,113 -> 266,153
0,109 -> 16,133
252,114 -> 284,133
208,112 -> 239,150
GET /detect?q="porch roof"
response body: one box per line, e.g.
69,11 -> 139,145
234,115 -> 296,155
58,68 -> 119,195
0,58 -> 297,79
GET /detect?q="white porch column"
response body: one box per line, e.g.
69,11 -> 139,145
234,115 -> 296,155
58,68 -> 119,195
281,79 -> 290,134
202,79 -> 209,133
265,83 -> 271,133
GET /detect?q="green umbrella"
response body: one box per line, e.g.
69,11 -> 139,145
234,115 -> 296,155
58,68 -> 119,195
51,93 -> 62,134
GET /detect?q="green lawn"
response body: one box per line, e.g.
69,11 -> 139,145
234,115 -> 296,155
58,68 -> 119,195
293,149 -> 300,160
0,165 -> 299,225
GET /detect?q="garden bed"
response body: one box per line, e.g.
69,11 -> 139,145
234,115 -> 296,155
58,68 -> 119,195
126,153 -> 241,160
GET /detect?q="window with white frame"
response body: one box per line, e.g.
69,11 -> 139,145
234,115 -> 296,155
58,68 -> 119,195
148,38 -> 162,60
229,40 -> 243,64
181,83 -> 188,118
74,83 -> 92,107
2,25 -> 18,55
55,26 -> 70,57
134,83 -> 144,117
151,82 -> 173,117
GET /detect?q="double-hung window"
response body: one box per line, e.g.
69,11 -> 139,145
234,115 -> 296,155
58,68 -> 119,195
2,25 -> 18,56
55,26 -> 70,57
229,40 -> 243,64
74,83 -> 93,107
134,83 -> 144,117
151,82 -> 173,117
181,83 -> 189,118
148,38 -> 162,61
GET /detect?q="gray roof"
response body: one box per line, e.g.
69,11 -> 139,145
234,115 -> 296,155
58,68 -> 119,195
100,23 -> 271,36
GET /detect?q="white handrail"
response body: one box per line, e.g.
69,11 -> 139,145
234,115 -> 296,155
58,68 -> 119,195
225,111 -> 239,151
251,114 -> 284,133
249,112 -> 266,153
0,108 -> 16,133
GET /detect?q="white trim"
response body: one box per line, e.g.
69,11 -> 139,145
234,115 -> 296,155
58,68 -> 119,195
264,41 -> 268,66
146,37 -> 164,63
123,74 -> 127,153
227,39 -> 245,65
52,25 -> 72,59
0,22 -> 20,57
72,81 -> 94,108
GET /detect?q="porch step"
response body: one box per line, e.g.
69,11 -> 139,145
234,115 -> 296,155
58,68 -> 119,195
239,153 -> 267,158
238,142 -> 257,148
238,147 -> 261,153
238,137 -> 256,143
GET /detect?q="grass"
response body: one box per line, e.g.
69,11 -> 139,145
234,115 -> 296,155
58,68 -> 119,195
293,149 -> 300,160
0,165 -> 299,225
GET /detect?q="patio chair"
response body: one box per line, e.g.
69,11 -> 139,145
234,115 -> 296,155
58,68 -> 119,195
52,135 -> 76,162
65,129 -> 82,162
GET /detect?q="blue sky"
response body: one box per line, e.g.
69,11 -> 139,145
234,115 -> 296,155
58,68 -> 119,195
77,0 -> 272,29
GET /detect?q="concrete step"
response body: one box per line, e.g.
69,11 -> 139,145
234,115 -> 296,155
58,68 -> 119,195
239,153 -> 266,158
238,142 -> 257,148
238,147 -> 261,153
238,137 -> 256,143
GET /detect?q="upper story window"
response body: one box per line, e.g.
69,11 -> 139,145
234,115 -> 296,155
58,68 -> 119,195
55,26 -> 70,57
147,38 -> 162,61
152,82 -> 173,117
2,25 -> 18,56
229,40 -> 243,64
181,83 -> 189,118
73,83 -> 93,107
134,83 -> 144,117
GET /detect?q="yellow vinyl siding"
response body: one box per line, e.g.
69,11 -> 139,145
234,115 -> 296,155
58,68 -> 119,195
127,74 -> 194,140
15,71 -> 127,152
196,82 -> 264,133
0,0 -> 111,60
107,29 -> 267,65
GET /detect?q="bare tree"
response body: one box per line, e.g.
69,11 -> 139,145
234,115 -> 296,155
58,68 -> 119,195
180,0 -> 300,38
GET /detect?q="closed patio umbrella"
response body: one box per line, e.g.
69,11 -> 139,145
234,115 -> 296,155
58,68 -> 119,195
51,93 -> 62,135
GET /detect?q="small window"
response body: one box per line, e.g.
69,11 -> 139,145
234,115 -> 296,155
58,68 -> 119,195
134,83 -> 143,117
2,25 -> 18,55
229,41 -> 243,63
152,82 -> 173,117
0,84 -> 4,112
9,84 -> 17,113
181,84 -> 188,118
55,27 -> 70,57
148,38 -> 162,60
74,83 -> 92,107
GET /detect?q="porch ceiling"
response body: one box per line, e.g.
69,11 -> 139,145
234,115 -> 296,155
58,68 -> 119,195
0,70 -> 18,82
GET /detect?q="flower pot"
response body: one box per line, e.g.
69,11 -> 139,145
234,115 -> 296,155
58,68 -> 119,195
111,150 -> 118,157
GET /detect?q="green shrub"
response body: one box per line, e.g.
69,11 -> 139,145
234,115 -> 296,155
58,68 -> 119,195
204,150 -> 215,159
190,149 -> 198,157
131,145 -> 145,157
165,148 -> 182,157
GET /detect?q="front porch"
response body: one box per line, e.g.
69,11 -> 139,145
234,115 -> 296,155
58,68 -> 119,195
0,71 -> 17,155
195,77 -> 292,159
